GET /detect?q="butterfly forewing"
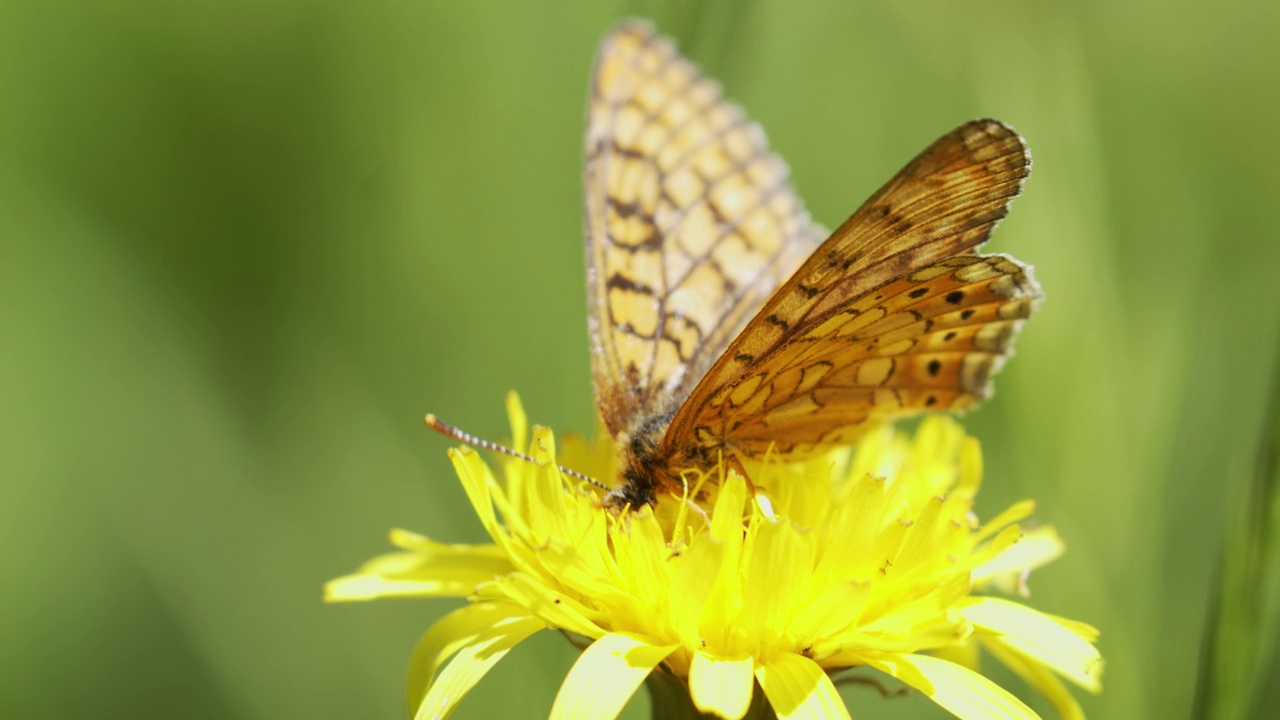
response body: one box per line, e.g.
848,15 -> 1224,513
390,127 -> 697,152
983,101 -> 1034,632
584,20 -> 825,437
660,121 -> 1040,465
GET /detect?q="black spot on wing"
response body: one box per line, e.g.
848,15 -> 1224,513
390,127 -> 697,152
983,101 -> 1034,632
606,272 -> 656,295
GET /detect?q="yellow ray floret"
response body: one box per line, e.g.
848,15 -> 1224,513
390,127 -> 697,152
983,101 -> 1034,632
326,394 -> 1102,719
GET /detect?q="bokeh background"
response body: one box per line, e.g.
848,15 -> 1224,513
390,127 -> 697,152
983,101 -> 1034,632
4,0 -> 1279,717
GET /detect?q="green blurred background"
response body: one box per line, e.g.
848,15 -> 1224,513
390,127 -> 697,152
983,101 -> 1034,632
3,0 -> 1279,717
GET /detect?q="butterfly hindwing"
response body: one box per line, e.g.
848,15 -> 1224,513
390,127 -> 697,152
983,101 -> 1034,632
584,20 -> 825,436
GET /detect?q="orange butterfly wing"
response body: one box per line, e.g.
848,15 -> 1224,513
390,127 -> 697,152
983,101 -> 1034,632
660,121 -> 1041,463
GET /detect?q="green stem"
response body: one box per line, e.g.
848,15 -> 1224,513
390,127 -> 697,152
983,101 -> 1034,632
645,670 -> 776,720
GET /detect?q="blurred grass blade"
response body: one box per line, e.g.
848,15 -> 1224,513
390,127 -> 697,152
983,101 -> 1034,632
1194,336 -> 1280,719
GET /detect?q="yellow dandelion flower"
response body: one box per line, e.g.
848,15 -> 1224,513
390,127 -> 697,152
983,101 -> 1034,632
327,394 -> 1102,719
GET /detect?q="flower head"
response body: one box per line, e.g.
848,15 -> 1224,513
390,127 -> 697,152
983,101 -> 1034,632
327,394 -> 1102,719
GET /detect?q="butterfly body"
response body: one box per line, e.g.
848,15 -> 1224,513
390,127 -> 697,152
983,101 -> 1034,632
585,22 -> 1040,510
609,416 -> 680,510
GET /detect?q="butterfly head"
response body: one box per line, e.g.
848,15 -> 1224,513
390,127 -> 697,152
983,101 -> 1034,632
602,414 -> 672,512
602,465 -> 660,512
604,407 -> 727,514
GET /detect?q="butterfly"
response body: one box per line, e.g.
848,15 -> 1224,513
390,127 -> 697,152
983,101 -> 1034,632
583,21 -> 1041,510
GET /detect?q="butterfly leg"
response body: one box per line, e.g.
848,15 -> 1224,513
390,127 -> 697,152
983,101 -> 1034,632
723,454 -> 754,487
724,454 -> 783,517
674,472 -> 710,524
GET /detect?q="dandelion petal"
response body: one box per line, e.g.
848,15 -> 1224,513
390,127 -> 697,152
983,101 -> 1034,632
324,544 -> 514,602
690,652 -> 755,719
450,447 -> 501,539
407,603 -> 530,716
415,614 -> 544,720
960,597 -> 1103,691
493,573 -> 606,639
756,653 -> 850,720
865,652 -> 1040,720
549,632 -> 677,720
972,525 -> 1065,585
981,637 -> 1086,720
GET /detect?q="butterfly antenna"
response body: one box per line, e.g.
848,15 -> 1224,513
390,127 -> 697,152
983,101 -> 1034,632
424,413 -> 610,491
